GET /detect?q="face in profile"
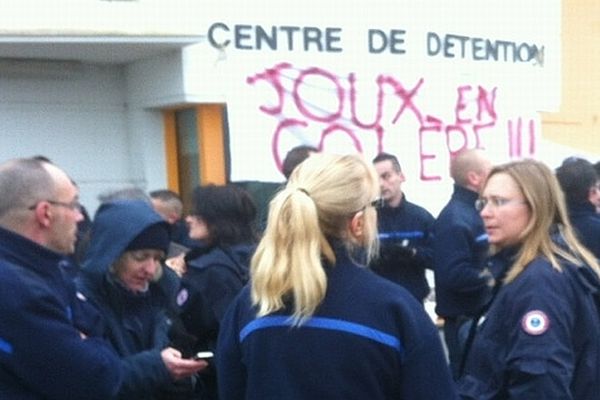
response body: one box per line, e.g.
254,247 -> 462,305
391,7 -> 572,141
479,172 -> 531,249
186,214 -> 210,241
113,249 -> 164,293
46,174 -> 84,255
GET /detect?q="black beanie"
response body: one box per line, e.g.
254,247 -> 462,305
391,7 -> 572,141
125,223 -> 170,253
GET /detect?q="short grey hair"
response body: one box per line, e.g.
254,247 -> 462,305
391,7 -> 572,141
0,158 -> 55,219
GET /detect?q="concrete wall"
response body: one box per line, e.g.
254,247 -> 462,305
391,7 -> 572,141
0,63 -> 132,214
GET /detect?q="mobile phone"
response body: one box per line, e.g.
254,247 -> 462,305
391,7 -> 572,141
192,351 -> 214,361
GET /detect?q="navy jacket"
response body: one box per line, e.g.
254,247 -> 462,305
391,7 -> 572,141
0,226 -> 122,400
459,253 -> 600,399
434,185 -> 492,318
178,244 -> 254,352
216,246 -> 457,400
567,202 -> 600,260
78,201 -> 174,400
371,196 -> 435,302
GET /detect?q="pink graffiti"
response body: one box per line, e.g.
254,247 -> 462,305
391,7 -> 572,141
246,63 -> 536,179
508,117 -> 536,157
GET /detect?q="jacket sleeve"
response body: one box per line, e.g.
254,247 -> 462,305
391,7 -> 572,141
434,221 -> 491,293
502,273 -> 576,399
400,302 -> 459,399
118,350 -> 173,398
1,279 -> 123,400
216,293 -> 247,400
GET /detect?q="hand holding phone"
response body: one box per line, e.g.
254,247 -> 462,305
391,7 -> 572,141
192,351 -> 214,361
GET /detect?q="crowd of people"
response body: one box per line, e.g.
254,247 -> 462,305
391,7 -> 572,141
1,148 -> 599,399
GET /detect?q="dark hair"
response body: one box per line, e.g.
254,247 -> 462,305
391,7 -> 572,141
282,145 -> 318,179
556,157 -> 598,205
594,161 -> 600,177
372,152 -> 401,172
192,184 -> 257,246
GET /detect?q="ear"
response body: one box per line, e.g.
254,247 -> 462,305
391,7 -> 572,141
31,202 -> 52,228
467,170 -> 484,191
349,211 -> 365,241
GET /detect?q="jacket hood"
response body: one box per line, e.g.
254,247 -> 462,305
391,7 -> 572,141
81,200 -> 169,280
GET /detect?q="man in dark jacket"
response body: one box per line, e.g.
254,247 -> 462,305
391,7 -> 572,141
556,157 -> 600,259
433,148 -> 495,378
0,157 -> 123,399
371,152 -> 435,303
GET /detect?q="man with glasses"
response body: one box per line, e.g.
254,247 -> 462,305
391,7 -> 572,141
371,152 -> 435,304
433,148 -> 495,379
0,157 -> 123,399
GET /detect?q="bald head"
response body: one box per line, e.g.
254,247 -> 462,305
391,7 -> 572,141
0,158 -> 55,222
0,158 -> 82,254
450,149 -> 492,192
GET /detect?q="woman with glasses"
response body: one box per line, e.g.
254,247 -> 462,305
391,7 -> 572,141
459,159 -> 600,399
216,153 -> 456,400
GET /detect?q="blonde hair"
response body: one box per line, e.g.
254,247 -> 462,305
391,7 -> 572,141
251,153 -> 380,324
486,159 -> 600,283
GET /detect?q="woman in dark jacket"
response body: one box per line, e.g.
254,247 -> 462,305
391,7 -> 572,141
459,160 -> 600,399
77,200 -> 206,400
175,184 -> 257,399
216,154 -> 456,400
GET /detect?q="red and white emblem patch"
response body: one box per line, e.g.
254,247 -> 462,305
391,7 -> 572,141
521,310 -> 550,336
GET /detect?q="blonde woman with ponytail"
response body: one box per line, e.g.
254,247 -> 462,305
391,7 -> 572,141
459,159 -> 600,399
216,153 -> 456,400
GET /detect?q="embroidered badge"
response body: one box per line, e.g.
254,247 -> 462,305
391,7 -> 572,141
176,288 -> 189,306
521,310 -> 550,335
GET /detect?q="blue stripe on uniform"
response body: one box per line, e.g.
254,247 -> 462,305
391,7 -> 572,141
378,231 -> 424,240
239,316 -> 404,355
0,337 -> 13,354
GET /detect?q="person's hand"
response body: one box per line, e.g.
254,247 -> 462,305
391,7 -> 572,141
165,254 -> 186,277
160,347 -> 208,380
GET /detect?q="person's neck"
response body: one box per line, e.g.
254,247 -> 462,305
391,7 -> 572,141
387,192 -> 403,208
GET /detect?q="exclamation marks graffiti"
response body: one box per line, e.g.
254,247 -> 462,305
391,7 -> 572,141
508,117 -> 536,158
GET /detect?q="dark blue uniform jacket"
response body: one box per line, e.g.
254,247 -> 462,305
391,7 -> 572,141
459,249 -> 600,399
78,200 -> 174,400
371,197 -> 435,302
568,202 -> 600,260
0,226 -> 122,399
178,244 -> 254,352
434,185 -> 492,318
216,245 -> 457,400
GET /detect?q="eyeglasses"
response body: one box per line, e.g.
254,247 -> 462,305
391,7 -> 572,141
28,199 -> 83,212
474,196 -> 527,211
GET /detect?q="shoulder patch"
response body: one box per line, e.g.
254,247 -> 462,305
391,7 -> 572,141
176,288 -> 189,306
521,310 -> 550,335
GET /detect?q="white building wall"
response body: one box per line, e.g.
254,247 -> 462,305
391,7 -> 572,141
0,63 -> 137,214
125,50 -> 188,198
